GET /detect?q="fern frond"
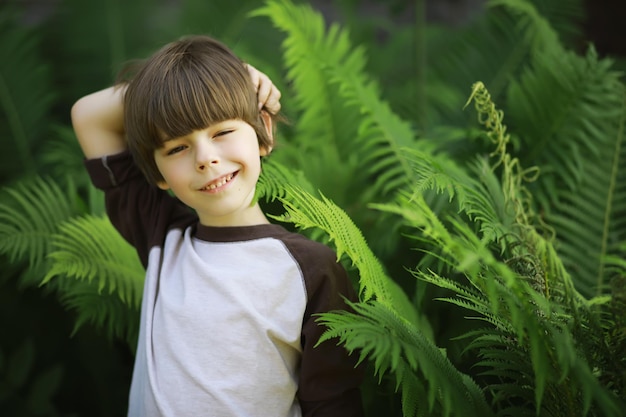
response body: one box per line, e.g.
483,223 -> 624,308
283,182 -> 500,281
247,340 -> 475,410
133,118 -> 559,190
374,168 -> 623,414
0,177 -> 76,271
507,43 -> 626,297
275,185 -> 428,330
401,144 -> 520,251
33,214 -> 145,347
38,125 -> 90,188
464,80 -> 586,312
490,2 -> 626,299
275,186 -> 390,302
254,0 -> 417,201
400,146 -> 470,204
413,269 -> 483,304
317,301 -> 493,417
0,9 -> 53,179
43,215 -> 145,309
251,1 -> 363,202
256,157 -> 314,203
488,0 -> 562,53
56,279 -> 140,348
416,0 -> 548,123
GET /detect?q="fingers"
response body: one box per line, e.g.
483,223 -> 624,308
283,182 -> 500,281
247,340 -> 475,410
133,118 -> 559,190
257,76 -> 281,114
246,63 -> 261,92
246,63 -> 282,114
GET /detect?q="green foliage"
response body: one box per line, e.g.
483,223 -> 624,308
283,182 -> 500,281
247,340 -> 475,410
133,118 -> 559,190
499,12 -> 626,296
1,0 -> 625,415
254,0 -> 421,263
274,78 -> 623,414
0,8 -> 53,181
0,177 -> 77,273
274,186 -> 421,328
0,176 -> 142,346
317,301 -> 492,417
0,339 -> 64,416
255,158 -> 315,203
43,215 -> 144,345
43,216 -> 143,307
256,1 -> 625,415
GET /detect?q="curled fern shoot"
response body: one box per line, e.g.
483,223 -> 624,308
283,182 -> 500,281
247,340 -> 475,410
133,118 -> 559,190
466,81 -> 540,229
464,81 -> 576,298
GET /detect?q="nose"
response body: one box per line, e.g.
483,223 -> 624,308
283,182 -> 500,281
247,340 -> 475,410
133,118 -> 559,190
195,140 -> 219,172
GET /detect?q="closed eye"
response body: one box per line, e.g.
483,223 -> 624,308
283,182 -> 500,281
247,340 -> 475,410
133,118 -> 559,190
166,145 -> 186,156
215,129 -> 234,137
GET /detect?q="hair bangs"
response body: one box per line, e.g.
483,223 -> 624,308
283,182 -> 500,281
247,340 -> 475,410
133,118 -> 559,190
149,55 -> 257,145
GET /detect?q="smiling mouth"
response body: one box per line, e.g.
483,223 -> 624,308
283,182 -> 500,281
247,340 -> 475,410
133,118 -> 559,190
200,172 -> 237,191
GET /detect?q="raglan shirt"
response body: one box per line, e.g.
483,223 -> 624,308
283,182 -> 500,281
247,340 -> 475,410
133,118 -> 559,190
84,151 -> 364,417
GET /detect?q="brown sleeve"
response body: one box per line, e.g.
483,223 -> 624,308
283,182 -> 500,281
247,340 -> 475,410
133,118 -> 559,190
285,236 -> 365,417
84,150 -> 196,266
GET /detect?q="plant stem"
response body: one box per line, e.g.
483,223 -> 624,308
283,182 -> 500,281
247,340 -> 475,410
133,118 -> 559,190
598,92 -> 626,296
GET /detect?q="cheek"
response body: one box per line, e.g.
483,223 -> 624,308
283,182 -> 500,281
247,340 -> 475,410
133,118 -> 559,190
155,158 -> 183,185
225,142 -> 262,166
246,150 -> 263,172
154,153 -> 165,173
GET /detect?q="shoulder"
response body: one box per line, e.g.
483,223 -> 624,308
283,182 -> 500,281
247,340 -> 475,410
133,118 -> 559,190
272,227 -> 356,304
273,228 -> 340,272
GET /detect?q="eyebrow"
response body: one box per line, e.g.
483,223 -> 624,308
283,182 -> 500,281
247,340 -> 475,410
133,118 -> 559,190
154,130 -> 177,146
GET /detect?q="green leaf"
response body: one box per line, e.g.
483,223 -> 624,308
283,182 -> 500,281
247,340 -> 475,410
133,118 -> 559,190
0,177 -> 75,271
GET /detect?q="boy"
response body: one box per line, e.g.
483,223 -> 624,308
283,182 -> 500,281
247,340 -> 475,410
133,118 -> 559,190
71,35 -> 364,417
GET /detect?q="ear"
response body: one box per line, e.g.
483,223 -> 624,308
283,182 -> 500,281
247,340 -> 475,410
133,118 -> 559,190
259,110 -> 274,156
156,180 -> 170,190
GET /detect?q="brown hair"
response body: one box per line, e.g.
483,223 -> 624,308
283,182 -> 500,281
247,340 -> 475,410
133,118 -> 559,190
121,35 -> 274,185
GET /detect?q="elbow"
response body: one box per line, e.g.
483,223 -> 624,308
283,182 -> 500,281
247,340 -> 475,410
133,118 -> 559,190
70,97 -> 87,130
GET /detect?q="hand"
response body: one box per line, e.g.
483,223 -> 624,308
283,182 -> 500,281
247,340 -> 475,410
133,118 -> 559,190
246,64 -> 282,114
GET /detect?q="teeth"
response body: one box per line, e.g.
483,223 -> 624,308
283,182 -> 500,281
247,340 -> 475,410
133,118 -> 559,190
203,174 -> 233,190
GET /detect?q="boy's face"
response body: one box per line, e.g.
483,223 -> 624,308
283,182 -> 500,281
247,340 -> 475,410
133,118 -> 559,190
154,118 -> 272,227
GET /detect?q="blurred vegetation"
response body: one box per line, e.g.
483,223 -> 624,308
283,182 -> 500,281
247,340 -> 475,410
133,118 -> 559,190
0,0 -> 625,416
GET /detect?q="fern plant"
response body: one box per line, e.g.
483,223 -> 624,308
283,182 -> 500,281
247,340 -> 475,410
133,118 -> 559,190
253,1 -> 625,415
253,0 -> 421,263
275,82 -> 624,416
273,185 -> 493,417
0,7 -> 53,182
485,0 -> 626,300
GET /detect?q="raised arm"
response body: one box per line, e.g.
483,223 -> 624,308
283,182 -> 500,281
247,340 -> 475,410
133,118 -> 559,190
71,85 -> 127,160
